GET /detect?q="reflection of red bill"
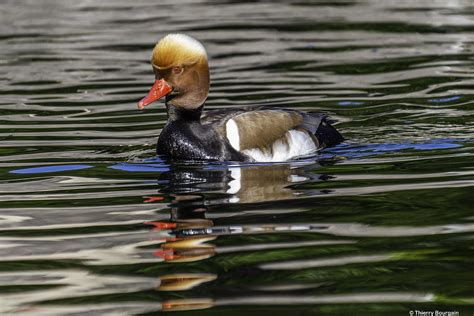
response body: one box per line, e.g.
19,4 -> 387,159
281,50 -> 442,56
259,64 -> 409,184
154,248 -> 176,260
143,196 -> 165,203
145,221 -> 177,230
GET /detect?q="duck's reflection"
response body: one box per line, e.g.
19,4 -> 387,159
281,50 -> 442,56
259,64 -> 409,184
160,162 -> 327,203
145,162 -> 334,311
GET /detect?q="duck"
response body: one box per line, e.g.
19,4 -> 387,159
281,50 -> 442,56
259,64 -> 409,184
138,34 -> 343,162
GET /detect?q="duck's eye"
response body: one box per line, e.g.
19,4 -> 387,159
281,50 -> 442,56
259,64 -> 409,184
172,66 -> 183,75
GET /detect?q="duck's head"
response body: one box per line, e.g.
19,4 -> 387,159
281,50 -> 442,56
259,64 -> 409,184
138,34 -> 210,110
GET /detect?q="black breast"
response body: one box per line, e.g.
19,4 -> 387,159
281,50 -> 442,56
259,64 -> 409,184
157,121 -> 246,161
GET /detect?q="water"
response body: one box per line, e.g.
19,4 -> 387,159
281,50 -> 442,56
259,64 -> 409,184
1,0 -> 473,314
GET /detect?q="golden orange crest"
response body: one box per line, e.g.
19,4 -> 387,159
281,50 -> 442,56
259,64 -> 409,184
151,34 -> 207,69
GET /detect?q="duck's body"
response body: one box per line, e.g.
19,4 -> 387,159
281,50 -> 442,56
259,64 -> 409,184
158,104 -> 342,162
138,34 -> 343,162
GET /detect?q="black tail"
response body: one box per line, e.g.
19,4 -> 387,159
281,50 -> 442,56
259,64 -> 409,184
315,118 -> 344,147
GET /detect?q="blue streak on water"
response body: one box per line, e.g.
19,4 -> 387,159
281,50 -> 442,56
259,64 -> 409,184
427,96 -> 461,103
110,156 -> 327,172
109,163 -> 170,172
10,164 -> 94,174
337,101 -> 364,106
325,139 -> 463,158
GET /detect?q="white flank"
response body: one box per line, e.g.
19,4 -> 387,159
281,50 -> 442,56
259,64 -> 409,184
226,119 -> 240,151
243,130 -> 317,162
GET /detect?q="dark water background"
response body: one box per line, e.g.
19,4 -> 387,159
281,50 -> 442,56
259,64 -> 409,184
1,0 -> 473,314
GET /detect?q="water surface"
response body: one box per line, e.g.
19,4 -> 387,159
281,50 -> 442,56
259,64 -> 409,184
1,0 -> 473,314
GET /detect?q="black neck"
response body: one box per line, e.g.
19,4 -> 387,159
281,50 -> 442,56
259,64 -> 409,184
166,103 -> 203,122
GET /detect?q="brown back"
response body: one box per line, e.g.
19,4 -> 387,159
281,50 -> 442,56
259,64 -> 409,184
231,110 -> 304,150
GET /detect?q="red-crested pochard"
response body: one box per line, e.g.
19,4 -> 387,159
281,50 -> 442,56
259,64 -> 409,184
138,34 -> 343,162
